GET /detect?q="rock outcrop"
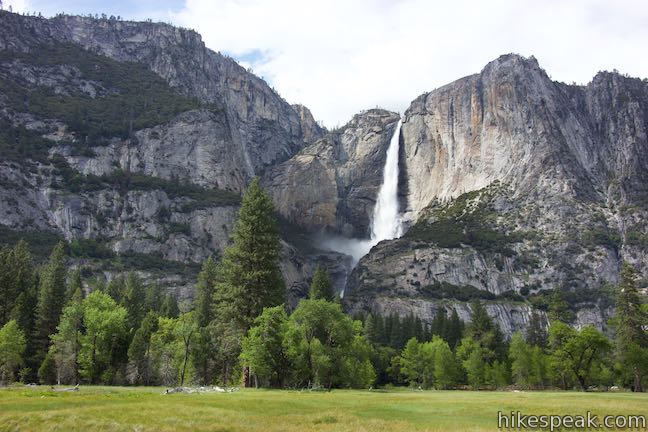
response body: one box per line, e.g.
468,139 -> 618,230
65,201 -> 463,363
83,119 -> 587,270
345,55 -> 648,334
263,109 -> 400,237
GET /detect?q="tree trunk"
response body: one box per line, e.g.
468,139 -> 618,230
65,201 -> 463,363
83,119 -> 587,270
634,367 -> 643,392
243,366 -> 251,388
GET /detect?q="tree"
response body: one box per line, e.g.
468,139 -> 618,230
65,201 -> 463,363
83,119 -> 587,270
309,265 -> 334,301
0,320 -> 26,384
509,332 -> 533,388
339,329 -> 376,389
430,307 -> 447,338
122,272 -> 146,330
548,287 -> 572,324
49,290 -> 84,384
160,294 -> 179,318
526,311 -> 547,348
284,299 -> 355,389
213,177 -> 285,332
467,301 -> 506,363
195,257 -> 218,328
431,336 -> 459,389
444,308 -> 464,349
457,337 -> 486,389
549,323 -> 612,391
67,268 -> 83,301
213,177 -> 285,386
1,241 -> 36,327
612,263 -> 648,392
240,305 -> 289,387
79,291 -> 128,384
127,311 -> 158,385
192,257 -> 219,385
175,312 -> 197,386
34,242 -> 67,365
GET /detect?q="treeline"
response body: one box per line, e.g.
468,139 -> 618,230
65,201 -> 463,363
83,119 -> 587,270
0,178 -> 647,391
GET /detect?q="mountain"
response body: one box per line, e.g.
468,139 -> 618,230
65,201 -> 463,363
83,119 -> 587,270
0,11 -> 332,302
344,54 -> 648,335
1,12 -> 646,334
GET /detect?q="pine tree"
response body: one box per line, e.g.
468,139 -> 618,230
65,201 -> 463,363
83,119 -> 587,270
526,311 -> 547,348
160,294 -> 179,318
67,268 -> 83,301
548,287 -> 572,324
431,307 -> 447,338
122,272 -> 146,330
195,257 -> 218,328
213,177 -> 285,332
613,263 -> 648,392
309,265 -> 334,301
445,308 -> 464,349
1,241 -> 36,327
144,283 -> 162,313
34,242 -> 67,365
127,311 -> 159,385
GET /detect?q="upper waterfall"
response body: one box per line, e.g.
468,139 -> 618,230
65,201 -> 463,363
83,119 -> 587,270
317,119 -> 403,265
370,119 -> 403,242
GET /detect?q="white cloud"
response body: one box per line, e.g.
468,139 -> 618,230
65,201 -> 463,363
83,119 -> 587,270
173,0 -> 648,127
4,0 -> 31,13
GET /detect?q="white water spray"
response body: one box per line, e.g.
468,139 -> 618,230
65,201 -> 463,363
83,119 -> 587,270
371,119 -> 403,241
319,119 -> 403,264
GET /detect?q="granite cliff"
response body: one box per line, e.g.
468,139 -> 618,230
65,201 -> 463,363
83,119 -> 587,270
344,55 -> 648,335
1,11 -> 647,333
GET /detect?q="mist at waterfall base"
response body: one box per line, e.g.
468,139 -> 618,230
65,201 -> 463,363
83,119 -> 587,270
317,120 -> 403,265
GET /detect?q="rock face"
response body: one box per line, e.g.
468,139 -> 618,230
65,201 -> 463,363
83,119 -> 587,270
345,54 -> 648,334
1,11 -> 647,334
0,12 -> 324,179
0,11 -> 329,293
263,109 -> 400,237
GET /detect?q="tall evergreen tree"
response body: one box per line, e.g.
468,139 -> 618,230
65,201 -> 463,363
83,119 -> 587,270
160,294 -> 179,318
34,242 -> 67,365
309,265 -> 334,301
213,177 -> 285,332
548,287 -> 572,324
445,308 -> 464,349
431,307 -> 447,338
127,311 -> 159,385
122,272 -> 146,330
612,263 -> 648,392
526,311 -> 547,348
1,241 -> 36,327
195,257 -> 218,328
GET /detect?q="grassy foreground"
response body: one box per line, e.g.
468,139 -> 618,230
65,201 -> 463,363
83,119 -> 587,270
0,386 -> 647,431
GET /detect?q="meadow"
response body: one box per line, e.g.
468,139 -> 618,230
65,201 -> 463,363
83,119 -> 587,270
1,386 -> 647,431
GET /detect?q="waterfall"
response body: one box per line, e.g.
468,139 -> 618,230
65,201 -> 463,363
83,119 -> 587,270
318,119 -> 403,264
370,119 -> 403,242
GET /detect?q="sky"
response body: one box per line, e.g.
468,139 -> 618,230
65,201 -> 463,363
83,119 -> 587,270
6,0 -> 648,127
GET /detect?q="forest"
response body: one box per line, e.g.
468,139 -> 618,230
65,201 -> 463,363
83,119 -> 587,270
0,178 -> 647,392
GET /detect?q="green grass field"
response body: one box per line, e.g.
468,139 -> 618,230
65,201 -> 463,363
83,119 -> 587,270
0,386 -> 646,431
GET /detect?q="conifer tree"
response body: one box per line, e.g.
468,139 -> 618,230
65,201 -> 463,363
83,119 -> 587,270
213,177 -> 285,332
309,265 -> 334,301
445,308 -> 464,349
34,242 -> 67,365
122,272 -> 146,330
160,294 -> 179,318
612,263 -> 648,392
127,311 -> 159,385
526,311 -> 547,348
548,287 -> 572,323
49,289 -> 83,384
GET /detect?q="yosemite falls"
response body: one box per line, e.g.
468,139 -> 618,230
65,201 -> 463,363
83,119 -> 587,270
320,119 -> 404,264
